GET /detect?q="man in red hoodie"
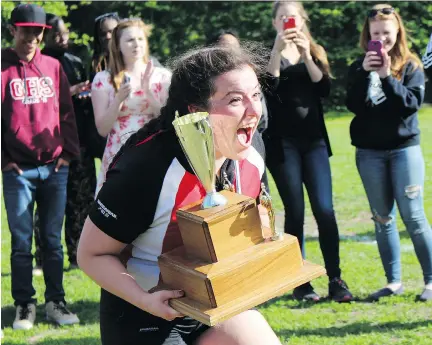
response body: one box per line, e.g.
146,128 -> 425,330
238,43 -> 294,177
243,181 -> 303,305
1,4 -> 80,330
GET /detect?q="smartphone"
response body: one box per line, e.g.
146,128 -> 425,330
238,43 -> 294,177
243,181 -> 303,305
123,74 -> 130,84
78,90 -> 91,98
283,17 -> 296,30
368,40 -> 383,67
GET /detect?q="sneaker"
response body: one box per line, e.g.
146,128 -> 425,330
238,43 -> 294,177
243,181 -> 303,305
293,283 -> 320,302
46,301 -> 79,326
68,262 -> 79,270
418,288 -> 432,302
368,285 -> 404,302
32,265 -> 43,277
329,278 -> 353,302
13,303 -> 36,330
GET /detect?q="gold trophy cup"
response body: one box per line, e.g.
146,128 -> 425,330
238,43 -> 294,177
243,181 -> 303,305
158,112 -> 326,326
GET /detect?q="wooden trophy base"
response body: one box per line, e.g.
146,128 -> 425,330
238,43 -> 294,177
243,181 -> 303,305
159,234 -> 326,326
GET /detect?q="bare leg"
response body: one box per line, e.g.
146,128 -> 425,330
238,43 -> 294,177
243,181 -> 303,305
196,310 -> 281,345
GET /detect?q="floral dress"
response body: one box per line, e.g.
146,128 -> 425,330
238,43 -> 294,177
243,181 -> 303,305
92,68 -> 171,194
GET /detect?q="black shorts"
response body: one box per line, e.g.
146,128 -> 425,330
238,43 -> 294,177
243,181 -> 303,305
100,289 -> 210,345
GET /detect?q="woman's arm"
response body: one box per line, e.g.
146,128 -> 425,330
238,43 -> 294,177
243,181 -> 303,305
304,56 -> 323,83
77,217 -> 183,320
91,73 -> 132,137
267,47 -> 282,78
345,60 -> 369,115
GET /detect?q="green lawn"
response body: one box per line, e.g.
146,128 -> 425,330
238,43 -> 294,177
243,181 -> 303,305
2,107 -> 432,344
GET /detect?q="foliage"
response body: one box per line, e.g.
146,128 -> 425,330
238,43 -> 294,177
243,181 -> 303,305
1,1 -> 431,109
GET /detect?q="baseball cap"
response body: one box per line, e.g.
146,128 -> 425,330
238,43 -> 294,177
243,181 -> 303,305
11,4 -> 52,28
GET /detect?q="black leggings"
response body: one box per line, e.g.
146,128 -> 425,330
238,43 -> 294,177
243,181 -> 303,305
100,289 -> 209,345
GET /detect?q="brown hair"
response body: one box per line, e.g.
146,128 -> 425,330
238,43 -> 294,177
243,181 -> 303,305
360,3 -> 422,79
109,43 -> 268,170
108,19 -> 151,91
272,1 -> 332,76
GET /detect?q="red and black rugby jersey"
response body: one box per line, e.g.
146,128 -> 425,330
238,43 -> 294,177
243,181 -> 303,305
89,129 -> 266,290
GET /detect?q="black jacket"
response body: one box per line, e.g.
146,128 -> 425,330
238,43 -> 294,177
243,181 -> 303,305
42,47 -> 105,158
263,58 -> 333,163
346,58 -> 425,150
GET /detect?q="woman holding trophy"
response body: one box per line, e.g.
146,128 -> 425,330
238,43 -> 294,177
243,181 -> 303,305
77,45 -> 282,344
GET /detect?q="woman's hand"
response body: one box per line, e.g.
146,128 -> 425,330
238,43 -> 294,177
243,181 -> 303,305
141,289 -> 185,321
70,80 -> 90,96
292,31 -> 311,60
273,28 -> 296,52
362,51 -> 384,72
141,60 -> 154,92
377,50 -> 391,79
115,82 -> 132,104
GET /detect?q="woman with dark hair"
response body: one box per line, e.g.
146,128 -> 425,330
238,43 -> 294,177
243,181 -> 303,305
206,28 -> 241,48
77,44 -> 281,345
91,12 -> 121,78
264,1 -> 352,302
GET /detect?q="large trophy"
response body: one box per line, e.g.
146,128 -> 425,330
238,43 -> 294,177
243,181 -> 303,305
158,112 -> 325,326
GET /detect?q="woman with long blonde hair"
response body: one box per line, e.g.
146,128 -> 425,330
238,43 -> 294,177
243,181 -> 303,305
264,1 -> 353,303
91,18 -> 171,194
346,4 -> 432,302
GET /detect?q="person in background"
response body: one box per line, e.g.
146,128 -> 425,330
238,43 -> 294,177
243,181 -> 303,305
77,44 -> 281,345
1,4 -> 80,330
264,1 -> 353,302
346,4 -> 432,302
32,14 -> 97,273
91,12 -> 121,78
91,18 -> 171,194
422,33 -> 432,82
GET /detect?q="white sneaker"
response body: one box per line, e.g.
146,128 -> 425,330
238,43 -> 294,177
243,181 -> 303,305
32,265 -> 43,277
45,301 -> 79,326
13,303 -> 36,330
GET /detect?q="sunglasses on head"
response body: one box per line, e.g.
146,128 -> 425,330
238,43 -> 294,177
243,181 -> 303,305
94,12 -> 119,23
368,7 -> 395,18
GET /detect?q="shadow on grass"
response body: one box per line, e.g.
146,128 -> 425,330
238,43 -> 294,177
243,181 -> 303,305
304,229 -> 412,243
1,300 -> 100,328
36,337 -> 100,345
276,319 -> 432,339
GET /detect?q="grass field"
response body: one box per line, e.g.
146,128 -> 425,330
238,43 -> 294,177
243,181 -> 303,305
1,107 -> 432,344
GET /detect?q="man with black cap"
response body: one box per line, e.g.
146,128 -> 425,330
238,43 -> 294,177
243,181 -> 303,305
1,4 -> 80,330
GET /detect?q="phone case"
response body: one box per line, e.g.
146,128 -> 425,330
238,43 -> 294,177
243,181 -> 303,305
368,40 -> 383,66
283,17 -> 296,30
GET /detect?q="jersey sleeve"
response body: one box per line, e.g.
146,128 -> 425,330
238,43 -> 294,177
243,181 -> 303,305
88,141 -> 166,243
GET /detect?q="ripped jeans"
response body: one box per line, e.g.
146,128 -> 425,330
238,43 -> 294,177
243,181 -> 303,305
356,145 -> 432,285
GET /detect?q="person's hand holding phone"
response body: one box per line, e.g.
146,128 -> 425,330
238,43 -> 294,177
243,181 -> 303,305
71,80 -> 90,97
115,74 -> 132,104
377,50 -> 391,79
293,31 -> 311,60
362,51 -> 384,72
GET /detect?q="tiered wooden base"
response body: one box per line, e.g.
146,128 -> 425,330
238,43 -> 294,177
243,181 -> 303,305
158,190 -> 326,326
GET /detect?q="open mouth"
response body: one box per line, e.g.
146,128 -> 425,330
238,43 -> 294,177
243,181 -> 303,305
236,124 -> 255,147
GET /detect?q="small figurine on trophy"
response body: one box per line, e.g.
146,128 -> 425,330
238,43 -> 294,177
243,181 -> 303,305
259,183 -> 283,241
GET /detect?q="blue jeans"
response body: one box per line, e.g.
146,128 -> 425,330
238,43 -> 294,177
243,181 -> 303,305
2,163 -> 69,305
356,145 -> 432,285
267,138 -> 341,279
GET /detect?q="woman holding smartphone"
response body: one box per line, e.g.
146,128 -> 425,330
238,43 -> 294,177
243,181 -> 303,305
346,4 -> 432,302
91,19 -> 171,194
264,1 -> 352,302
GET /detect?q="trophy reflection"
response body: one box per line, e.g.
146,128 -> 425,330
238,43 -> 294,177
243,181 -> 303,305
158,112 -> 326,326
